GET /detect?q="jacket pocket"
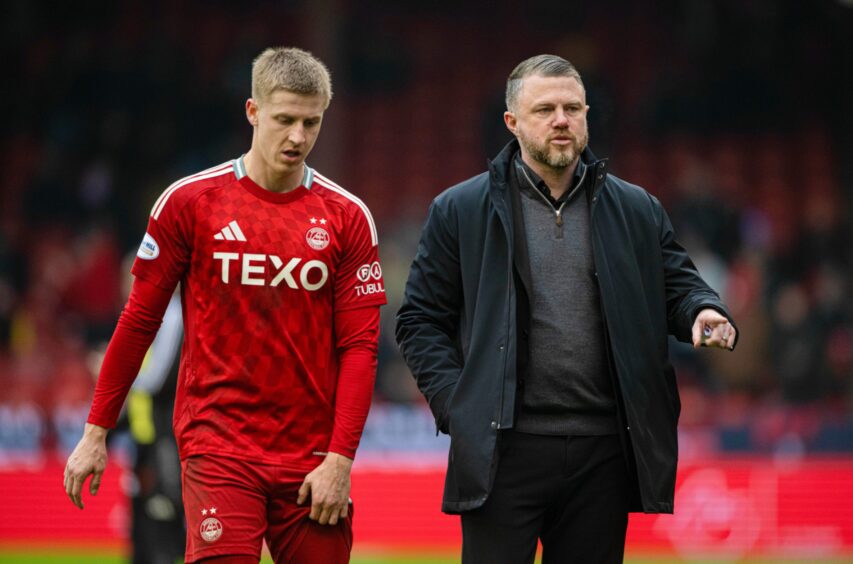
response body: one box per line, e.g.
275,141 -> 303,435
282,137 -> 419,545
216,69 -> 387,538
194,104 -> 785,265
431,383 -> 457,434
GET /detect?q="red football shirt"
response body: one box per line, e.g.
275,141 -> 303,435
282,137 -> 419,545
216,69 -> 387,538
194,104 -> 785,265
127,158 -> 386,468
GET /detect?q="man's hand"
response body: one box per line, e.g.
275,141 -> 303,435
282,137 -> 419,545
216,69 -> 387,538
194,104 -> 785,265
63,423 -> 108,509
692,308 -> 737,350
297,452 -> 353,525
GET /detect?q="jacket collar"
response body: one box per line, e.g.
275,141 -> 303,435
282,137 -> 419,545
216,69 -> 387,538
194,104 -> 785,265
487,139 -> 521,188
488,139 -> 606,189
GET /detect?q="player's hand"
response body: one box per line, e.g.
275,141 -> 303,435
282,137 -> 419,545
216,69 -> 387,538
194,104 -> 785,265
63,423 -> 109,509
297,452 -> 352,525
692,308 -> 737,350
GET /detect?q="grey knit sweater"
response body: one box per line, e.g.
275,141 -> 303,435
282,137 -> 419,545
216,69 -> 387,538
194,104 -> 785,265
513,156 -> 617,435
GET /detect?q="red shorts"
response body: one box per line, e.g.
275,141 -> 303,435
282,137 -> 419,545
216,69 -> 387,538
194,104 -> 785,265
181,455 -> 353,563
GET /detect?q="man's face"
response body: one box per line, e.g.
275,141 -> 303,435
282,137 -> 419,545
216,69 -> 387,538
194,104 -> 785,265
504,75 -> 589,170
246,89 -> 327,177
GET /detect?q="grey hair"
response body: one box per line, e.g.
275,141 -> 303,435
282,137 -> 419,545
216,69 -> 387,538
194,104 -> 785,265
251,47 -> 333,107
505,54 -> 584,112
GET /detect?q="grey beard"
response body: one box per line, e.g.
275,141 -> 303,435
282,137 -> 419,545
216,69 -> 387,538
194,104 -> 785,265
534,147 -> 573,168
519,134 -> 586,169
527,142 -> 576,169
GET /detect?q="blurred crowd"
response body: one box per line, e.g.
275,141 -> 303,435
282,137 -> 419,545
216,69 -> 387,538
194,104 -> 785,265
1,0 -> 851,464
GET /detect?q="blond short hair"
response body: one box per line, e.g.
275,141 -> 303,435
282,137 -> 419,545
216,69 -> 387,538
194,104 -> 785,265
251,47 -> 333,107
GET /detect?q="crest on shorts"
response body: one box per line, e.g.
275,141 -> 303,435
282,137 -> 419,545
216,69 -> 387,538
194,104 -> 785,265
200,507 -> 223,542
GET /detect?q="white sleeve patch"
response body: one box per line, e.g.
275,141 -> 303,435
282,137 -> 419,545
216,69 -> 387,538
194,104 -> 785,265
137,232 -> 160,260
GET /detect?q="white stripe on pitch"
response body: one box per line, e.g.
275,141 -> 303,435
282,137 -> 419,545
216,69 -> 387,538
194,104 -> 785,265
151,162 -> 232,219
313,173 -> 379,246
228,220 -> 246,241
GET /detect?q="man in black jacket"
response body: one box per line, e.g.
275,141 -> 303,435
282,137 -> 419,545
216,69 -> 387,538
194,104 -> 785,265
395,54 -> 737,564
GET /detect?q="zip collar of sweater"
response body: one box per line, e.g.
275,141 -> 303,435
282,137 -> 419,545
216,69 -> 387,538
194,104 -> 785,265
514,151 -> 587,208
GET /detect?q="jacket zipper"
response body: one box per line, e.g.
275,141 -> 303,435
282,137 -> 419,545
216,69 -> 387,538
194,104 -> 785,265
588,162 -> 643,506
493,183 -> 513,433
497,258 -> 511,431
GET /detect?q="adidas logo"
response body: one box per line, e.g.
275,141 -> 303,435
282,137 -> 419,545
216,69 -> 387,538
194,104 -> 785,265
214,220 -> 246,242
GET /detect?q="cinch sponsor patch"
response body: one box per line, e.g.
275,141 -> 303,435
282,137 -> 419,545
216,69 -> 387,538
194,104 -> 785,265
137,232 -> 160,260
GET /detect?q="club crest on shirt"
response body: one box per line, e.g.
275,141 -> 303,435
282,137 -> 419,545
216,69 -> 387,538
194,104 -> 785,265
306,227 -> 330,250
137,233 -> 159,260
199,507 -> 222,542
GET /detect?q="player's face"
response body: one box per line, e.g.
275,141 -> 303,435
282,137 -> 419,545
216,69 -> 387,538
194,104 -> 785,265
247,90 -> 326,177
504,75 -> 589,171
